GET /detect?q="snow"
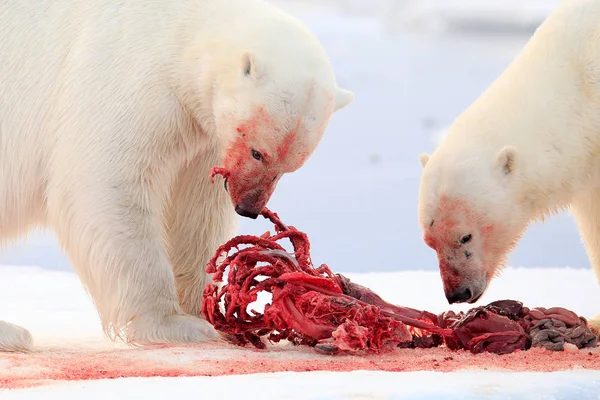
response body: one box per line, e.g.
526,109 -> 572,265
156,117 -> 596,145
2,0 -> 600,398
7,370 -> 600,400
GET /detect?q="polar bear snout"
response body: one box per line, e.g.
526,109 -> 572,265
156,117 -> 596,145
226,167 -> 281,219
443,275 -> 486,305
234,190 -> 267,219
439,254 -> 487,305
235,203 -> 259,219
445,287 -> 472,304
445,285 -> 484,304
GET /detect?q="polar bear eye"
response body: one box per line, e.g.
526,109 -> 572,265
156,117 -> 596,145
460,234 -> 472,245
251,149 -> 263,161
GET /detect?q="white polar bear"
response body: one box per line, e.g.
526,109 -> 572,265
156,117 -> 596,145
0,0 -> 353,352
417,0 -> 600,327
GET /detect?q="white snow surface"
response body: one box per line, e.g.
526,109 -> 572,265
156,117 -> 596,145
7,370 -> 600,400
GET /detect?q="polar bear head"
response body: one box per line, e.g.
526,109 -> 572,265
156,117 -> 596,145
207,19 -> 354,219
417,145 -> 530,305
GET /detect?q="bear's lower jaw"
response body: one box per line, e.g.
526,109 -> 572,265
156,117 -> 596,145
235,205 -> 259,219
467,290 -> 484,304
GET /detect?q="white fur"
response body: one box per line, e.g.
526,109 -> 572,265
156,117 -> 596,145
0,322 -> 33,352
417,0 -> 600,315
0,0 -> 352,351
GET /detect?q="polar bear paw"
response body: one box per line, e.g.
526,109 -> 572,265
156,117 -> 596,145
588,314 -> 600,337
126,313 -> 219,346
0,321 -> 34,352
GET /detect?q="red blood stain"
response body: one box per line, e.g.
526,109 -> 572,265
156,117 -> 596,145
423,235 -> 438,252
234,107 -> 271,136
2,343 -> 600,390
210,167 -> 230,183
423,197 -> 464,257
217,106 -> 311,209
426,197 -> 496,252
276,130 -> 296,161
438,258 -> 461,290
424,196 -> 506,287
481,225 -> 494,235
230,107 -> 306,168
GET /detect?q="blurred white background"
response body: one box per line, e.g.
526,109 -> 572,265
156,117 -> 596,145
2,0 -> 583,273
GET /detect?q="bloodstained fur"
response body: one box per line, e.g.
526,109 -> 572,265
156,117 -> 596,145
214,106 -> 310,209
423,196 -> 500,287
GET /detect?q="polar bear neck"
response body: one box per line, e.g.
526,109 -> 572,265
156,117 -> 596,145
173,0 -> 335,142
181,0 -> 331,77
442,5 -> 600,219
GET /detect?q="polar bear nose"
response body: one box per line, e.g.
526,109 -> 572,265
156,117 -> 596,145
234,190 -> 266,219
235,204 -> 259,219
446,287 -> 472,304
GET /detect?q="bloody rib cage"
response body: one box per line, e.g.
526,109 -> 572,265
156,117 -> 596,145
202,208 -> 597,355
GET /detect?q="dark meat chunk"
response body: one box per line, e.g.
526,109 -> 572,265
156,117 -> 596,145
526,308 -> 598,351
439,304 -> 530,354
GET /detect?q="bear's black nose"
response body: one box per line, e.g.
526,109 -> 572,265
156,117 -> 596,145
235,205 -> 259,219
446,287 -> 472,304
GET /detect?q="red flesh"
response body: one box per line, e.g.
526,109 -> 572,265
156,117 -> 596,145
202,209 -> 597,355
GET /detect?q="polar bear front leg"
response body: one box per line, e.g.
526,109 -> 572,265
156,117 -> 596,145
48,141 -> 218,346
166,149 -> 238,317
571,188 -> 600,332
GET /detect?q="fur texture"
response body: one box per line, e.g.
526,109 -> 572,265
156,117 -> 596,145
417,0 -> 600,325
0,0 -> 353,351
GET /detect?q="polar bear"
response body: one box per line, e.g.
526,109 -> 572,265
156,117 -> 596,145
417,0 -> 600,327
0,0 -> 353,352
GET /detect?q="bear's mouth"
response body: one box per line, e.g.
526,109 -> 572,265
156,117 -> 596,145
467,290 -> 484,304
210,166 -> 231,193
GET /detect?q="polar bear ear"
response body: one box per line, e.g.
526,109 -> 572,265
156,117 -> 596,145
334,87 -> 354,112
241,52 -> 262,80
497,146 -> 517,175
419,153 -> 430,168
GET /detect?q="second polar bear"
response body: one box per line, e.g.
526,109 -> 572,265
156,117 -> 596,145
418,0 -> 600,328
